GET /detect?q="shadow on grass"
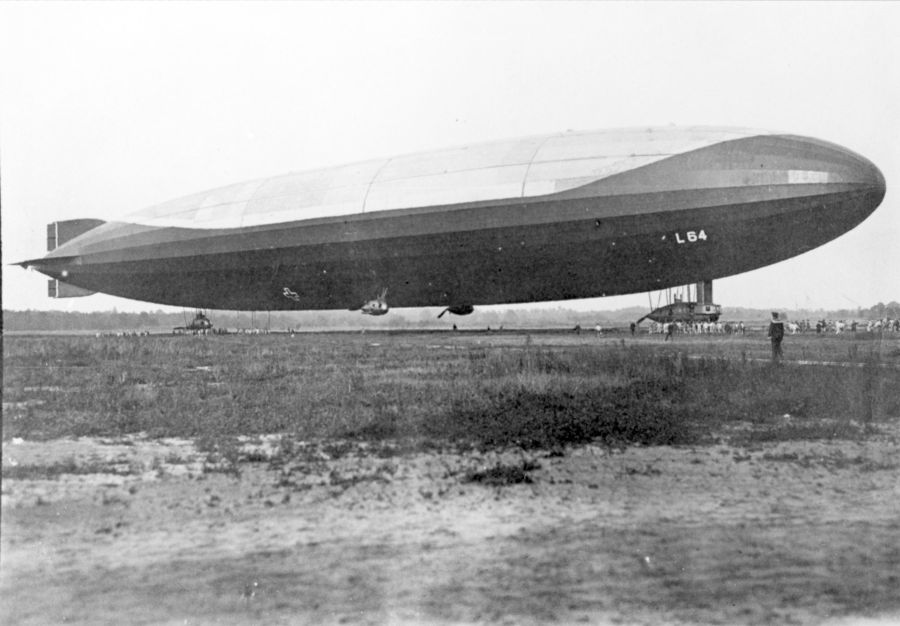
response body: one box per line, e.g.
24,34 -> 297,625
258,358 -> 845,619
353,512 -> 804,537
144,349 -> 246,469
425,381 -> 695,450
464,459 -> 542,486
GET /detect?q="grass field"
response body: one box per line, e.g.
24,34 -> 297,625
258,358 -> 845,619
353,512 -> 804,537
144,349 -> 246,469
4,330 -> 899,450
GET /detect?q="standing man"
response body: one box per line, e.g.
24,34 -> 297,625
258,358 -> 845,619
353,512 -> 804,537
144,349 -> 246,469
767,312 -> 785,362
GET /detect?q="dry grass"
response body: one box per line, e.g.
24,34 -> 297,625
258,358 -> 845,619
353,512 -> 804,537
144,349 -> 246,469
3,334 -> 898,452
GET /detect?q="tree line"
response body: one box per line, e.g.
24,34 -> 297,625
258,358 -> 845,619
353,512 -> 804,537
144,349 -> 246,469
4,301 -> 897,332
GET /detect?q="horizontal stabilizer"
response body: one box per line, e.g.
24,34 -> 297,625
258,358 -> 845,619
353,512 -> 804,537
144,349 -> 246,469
48,279 -> 95,298
47,219 -> 105,251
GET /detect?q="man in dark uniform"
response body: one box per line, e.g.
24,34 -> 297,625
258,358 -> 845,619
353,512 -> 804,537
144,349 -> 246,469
767,312 -> 785,362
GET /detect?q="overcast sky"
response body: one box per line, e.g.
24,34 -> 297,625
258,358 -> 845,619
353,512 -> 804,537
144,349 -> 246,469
1,2 -> 897,314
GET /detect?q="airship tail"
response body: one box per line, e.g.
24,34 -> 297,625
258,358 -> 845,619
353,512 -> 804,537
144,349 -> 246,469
22,219 -> 106,298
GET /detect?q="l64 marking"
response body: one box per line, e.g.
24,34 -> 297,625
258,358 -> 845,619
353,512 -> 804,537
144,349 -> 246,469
675,230 -> 708,244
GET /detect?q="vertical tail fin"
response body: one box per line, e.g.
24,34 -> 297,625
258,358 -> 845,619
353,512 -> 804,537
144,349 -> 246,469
47,219 -> 105,251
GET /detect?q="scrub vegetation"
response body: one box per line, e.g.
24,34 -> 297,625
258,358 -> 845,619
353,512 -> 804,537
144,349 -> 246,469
4,332 -> 898,451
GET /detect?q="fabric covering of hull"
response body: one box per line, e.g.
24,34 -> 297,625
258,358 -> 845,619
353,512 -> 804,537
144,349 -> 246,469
24,129 -> 886,311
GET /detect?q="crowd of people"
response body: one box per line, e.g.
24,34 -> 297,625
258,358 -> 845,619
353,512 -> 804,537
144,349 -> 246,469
94,330 -> 153,337
645,317 -> 899,338
784,318 -> 900,334
648,320 -> 745,336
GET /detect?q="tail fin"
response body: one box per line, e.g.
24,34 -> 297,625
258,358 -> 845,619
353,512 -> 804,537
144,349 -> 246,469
47,219 -> 105,251
43,219 -> 104,298
48,279 -> 95,298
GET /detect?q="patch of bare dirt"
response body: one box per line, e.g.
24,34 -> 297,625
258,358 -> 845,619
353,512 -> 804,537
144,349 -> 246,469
2,430 -> 900,625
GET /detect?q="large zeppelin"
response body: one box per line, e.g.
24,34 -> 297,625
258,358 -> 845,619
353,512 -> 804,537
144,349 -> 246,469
24,127 -> 886,312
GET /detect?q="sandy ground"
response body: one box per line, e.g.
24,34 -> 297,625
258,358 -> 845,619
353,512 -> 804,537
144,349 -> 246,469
2,424 -> 900,626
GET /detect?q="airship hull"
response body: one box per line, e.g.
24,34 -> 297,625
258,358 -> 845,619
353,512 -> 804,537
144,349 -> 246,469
26,130 -> 886,311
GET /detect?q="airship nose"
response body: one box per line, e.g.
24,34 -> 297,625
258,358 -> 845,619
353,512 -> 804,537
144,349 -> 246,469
838,142 -> 886,198
778,134 -> 887,219
843,147 -> 886,222
864,156 -> 886,203
804,139 -> 886,194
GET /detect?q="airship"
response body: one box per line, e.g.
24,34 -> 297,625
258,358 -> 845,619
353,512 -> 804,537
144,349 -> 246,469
22,127 -> 886,316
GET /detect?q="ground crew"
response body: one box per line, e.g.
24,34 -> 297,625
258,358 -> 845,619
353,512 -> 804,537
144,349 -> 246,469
767,312 -> 785,362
